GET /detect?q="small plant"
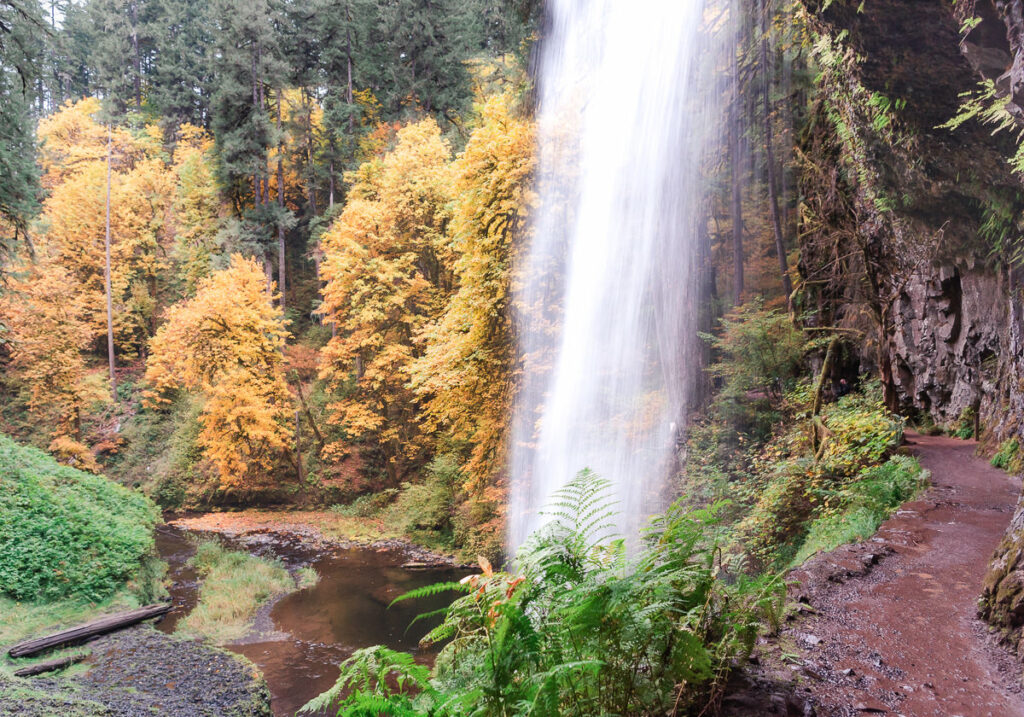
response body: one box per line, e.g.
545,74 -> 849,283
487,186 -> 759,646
992,438 -> 1022,473
952,407 -> 976,440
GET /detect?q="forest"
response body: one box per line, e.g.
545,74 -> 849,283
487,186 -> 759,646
5,0 -> 1024,715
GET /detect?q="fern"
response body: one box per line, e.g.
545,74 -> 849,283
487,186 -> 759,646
306,470 -> 785,716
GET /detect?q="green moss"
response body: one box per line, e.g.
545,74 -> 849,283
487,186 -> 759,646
0,433 -> 160,602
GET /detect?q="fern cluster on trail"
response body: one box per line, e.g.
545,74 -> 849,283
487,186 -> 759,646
303,471 -> 783,716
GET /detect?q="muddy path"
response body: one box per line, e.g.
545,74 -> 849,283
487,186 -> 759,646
726,432 -> 1024,716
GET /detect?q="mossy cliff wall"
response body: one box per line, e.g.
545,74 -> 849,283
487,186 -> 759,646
796,0 -> 1024,649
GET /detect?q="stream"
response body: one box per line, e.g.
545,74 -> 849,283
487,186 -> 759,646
154,523 -> 467,716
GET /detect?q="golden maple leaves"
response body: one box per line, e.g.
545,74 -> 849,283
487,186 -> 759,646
144,254 -> 292,490
319,94 -> 536,491
3,91 -> 536,498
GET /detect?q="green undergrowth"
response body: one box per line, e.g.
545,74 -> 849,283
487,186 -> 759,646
0,433 -> 161,603
991,438 -> 1023,473
329,454 -> 504,563
789,455 -> 928,566
685,302 -> 919,571
304,472 -> 784,716
177,540 -> 298,644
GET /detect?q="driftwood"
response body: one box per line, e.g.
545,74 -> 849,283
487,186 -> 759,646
401,561 -> 447,570
13,651 -> 90,677
7,603 -> 172,658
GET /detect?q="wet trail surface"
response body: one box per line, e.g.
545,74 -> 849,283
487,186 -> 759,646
155,525 -> 465,716
744,433 -> 1024,716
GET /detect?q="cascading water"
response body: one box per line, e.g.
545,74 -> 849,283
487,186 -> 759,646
509,0 -> 735,549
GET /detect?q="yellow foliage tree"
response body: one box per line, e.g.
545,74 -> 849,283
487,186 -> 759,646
144,254 -> 292,490
1,258 -> 109,471
171,124 -> 224,294
411,95 -> 537,491
318,118 -> 453,482
36,99 -> 174,358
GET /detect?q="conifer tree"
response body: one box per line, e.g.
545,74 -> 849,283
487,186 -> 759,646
0,0 -> 43,273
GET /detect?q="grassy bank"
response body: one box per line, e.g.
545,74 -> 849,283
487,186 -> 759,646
0,433 -> 161,603
0,432 -> 165,687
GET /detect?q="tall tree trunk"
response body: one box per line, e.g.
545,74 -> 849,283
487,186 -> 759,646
760,0 -> 793,308
104,127 -> 117,398
730,125 -> 744,306
304,90 -> 317,216
731,44 -> 744,307
328,159 -> 335,209
277,88 -> 286,309
346,1 -> 355,134
252,43 -> 261,209
130,1 -> 141,111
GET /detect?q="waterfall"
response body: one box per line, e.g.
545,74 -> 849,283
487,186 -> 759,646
509,0 -> 735,549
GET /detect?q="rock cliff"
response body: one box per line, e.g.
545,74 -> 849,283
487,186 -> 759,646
797,0 -> 1024,649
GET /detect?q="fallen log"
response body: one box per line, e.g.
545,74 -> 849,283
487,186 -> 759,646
7,603 -> 172,658
13,651 -> 90,677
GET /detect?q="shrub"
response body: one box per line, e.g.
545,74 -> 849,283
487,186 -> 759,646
0,433 -> 160,602
791,455 -> 928,565
816,394 -> 904,477
330,490 -> 399,518
733,385 -> 904,569
702,298 -> 806,401
992,438 -> 1022,472
304,471 -> 783,716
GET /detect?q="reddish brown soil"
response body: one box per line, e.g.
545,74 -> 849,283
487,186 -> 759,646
724,432 -> 1024,716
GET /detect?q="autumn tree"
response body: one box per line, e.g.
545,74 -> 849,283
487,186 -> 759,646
36,99 -> 173,358
2,259 -> 109,471
318,118 -> 452,482
170,123 -> 224,294
411,94 -> 535,492
143,254 -> 292,490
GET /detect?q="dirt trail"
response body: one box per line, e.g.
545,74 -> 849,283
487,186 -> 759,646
728,432 -> 1024,716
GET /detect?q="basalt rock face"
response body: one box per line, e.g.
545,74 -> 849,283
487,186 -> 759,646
798,0 -> 1024,651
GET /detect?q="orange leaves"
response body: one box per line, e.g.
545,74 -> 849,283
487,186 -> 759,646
144,255 -> 292,489
409,94 -> 537,492
316,97 -> 538,495
457,556 -> 527,626
2,260 -> 109,444
318,118 -> 453,481
33,99 -> 177,359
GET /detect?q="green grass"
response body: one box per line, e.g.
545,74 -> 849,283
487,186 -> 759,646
790,455 -> 929,566
296,565 -> 319,589
177,540 -> 296,644
0,433 -> 160,602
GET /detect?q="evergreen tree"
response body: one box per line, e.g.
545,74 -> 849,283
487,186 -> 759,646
147,0 -> 215,128
0,0 -> 43,273
367,0 -> 474,118
85,0 -> 153,116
